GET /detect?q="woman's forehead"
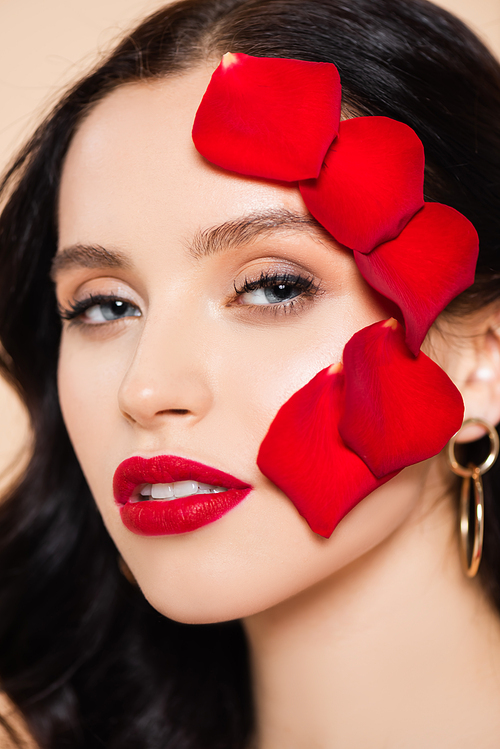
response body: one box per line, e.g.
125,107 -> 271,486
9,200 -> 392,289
58,71 -> 308,251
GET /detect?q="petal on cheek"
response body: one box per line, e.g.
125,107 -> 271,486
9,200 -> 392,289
257,364 -> 397,539
192,53 -> 342,182
338,319 -> 464,478
299,117 -> 425,253
353,203 -> 479,355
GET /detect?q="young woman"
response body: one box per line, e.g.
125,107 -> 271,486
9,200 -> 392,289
1,0 -> 500,746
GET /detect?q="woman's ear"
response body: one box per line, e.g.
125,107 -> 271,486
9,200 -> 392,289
429,308 -> 500,443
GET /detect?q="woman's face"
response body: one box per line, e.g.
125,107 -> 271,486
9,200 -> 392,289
55,68 -> 432,623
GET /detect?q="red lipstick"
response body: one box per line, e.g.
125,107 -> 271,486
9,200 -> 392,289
113,455 -> 252,535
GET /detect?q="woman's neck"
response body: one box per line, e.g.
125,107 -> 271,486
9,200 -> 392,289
243,463 -> 500,749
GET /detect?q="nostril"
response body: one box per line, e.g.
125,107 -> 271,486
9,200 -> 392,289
118,365 -> 213,424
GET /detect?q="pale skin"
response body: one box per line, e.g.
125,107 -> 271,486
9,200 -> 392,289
43,66 -> 500,748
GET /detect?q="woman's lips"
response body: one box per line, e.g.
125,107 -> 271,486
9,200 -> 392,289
113,455 -> 252,535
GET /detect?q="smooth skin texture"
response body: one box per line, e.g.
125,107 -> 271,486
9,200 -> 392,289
55,68 -> 500,748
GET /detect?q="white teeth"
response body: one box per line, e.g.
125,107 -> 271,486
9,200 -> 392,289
151,483 -> 174,499
138,480 -> 227,501
173,480 -> 200,498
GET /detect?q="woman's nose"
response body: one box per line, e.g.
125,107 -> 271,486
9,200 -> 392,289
117,312 -> 214,428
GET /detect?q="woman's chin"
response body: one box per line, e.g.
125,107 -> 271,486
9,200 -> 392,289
116,463 -> 429,625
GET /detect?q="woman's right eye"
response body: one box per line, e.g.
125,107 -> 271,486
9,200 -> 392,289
59,295 -> 142,325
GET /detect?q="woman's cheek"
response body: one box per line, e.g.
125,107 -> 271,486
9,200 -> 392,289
57,331 -> 131,488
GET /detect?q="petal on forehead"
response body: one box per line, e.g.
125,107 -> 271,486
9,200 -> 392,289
353,203 -> 479,355
257,364 -> 397,538
299,117 -> 425,253
192,53 -> 341,182
338,319 -> 464,478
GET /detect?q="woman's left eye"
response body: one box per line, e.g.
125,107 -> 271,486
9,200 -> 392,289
234,272 -> 319,308
60,295 -> 141,325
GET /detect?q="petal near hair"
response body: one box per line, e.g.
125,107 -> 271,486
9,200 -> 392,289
193,52 -> 341,182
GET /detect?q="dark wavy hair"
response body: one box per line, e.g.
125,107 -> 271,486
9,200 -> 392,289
0,0 -> 499,746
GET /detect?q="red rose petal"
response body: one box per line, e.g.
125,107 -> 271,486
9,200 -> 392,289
353,203 -> 479,355
257,363 -> 397,538
338,319 -> 464,478
299,117 -> 425,253
192,52 -> 341,182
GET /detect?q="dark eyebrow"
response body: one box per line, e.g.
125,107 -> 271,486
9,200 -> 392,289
189,209 -> 325,259
50,244 -> 132,281
51,210 -> 324,281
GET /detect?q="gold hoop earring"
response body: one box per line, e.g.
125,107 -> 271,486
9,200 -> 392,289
446,418 -> 499,578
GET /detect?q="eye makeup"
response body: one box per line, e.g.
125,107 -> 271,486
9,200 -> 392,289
232,269 -> 321,313
59,293 -> 142,326
56,261 -> 325,329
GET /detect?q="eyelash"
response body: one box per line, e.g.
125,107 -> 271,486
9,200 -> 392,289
233,271 -> 321,313
58,272 -> 321,326
58,294 -> 136,324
